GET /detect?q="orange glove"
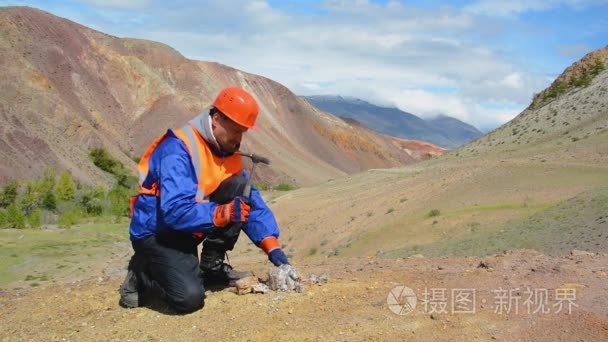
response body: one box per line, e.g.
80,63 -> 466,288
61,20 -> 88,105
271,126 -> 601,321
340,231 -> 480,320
212,197 -> 251,227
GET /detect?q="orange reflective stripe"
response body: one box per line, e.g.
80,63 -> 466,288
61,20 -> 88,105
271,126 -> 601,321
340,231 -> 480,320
172,128 -> 194,157
138,182 -> 158,196
129,196 -> 138,218
137,134 -> 166,186
259,236 -> 281,254
175,126 -> 207,202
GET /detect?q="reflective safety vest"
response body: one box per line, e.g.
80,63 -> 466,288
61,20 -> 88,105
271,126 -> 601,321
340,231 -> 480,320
130,118 -> 243,216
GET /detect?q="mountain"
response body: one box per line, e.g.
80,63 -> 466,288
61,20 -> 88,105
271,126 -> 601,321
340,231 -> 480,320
425,114 -> 484,145
0,6 -> 445,187
303,95 -> 483,149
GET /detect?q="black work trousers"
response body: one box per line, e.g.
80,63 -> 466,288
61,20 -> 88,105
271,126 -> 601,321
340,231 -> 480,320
131,174 -> 247,313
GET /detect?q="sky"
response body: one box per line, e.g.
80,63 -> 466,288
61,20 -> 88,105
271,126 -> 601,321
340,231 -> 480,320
2,0 -> 607,131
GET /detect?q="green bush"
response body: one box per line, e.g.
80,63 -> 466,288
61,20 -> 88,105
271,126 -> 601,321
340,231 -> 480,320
6,204 -> 25,228
427,209 -> 441,217
108,184 -> 130,218
57,171 -> 75,201
41,191 -> 57,211
274,183 -> 295,191
58,208 -> 81,227
79,192 -> 104,216
89,148 -> 137,190
27,209 -> 42,228
254,181 -> 270,191
590,58 -> 605,76
0,209 -> 7,227
89,148 -> 118,174
0,180 -> 18,208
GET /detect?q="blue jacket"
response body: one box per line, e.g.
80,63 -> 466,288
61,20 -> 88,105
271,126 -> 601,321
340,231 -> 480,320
129,130 -> 280,248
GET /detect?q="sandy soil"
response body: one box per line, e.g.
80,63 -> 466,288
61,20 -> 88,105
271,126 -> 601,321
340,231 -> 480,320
1,249 -> 607,341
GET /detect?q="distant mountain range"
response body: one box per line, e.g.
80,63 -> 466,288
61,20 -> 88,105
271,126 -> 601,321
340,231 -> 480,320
303,95 -> 483,149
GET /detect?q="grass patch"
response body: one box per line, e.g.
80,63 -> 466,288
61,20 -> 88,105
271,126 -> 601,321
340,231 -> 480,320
0,222 -> 128,288
274,183 -> 296,191
386,187 -> 608,257
427,209 -> 441,217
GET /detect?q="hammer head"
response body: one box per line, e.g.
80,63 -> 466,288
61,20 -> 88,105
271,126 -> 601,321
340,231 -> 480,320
238,152 -> 271,165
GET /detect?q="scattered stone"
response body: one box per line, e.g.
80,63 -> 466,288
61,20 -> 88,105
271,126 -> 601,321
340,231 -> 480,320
235,276 -> 262,295
252,283 -> 270,294
306,273 -> 329,286
571,249 -> 595,257
477,260 -> 492,269
268,264 -> 303,292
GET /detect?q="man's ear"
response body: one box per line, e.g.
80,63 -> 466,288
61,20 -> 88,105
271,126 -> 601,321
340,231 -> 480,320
210,112 -> 220,129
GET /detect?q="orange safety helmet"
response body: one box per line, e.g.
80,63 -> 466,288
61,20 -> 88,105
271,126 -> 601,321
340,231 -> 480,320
212,87 -> 259,128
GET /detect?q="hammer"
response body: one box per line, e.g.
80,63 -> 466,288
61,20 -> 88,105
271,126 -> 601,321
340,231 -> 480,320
237,151 -> 271,198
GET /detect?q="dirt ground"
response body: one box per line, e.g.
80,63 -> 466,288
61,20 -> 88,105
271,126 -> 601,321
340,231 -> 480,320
1,249 -> 607,341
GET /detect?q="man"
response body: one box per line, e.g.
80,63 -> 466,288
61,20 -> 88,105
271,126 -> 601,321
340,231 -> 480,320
119,86 -> 292,313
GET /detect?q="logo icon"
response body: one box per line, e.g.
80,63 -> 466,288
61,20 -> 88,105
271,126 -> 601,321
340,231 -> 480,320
387,286 -> 417,315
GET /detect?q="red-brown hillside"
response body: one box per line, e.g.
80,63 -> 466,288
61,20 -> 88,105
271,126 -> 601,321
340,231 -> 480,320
0,6 -> 444,186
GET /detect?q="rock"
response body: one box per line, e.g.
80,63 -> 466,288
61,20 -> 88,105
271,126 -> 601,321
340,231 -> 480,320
268,264 -> 303,292
477,260 -> 493,269
252,283 -> 270,294
235,276 -> 261,295
571,249 -> 595,256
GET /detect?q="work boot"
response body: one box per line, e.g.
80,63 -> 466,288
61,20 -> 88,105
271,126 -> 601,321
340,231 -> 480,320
119,269 -> 140,308
201,258 -> 253,287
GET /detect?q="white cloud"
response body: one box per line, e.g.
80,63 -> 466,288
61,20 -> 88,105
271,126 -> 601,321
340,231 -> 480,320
75,0 -> 151,10
465,0 -> 608,17
111,0 -> 550,131
371,88 -> 518,131
21,0 -> 585,131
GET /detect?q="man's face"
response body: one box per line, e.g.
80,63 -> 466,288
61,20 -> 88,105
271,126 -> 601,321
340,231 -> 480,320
211,112 -> 248,153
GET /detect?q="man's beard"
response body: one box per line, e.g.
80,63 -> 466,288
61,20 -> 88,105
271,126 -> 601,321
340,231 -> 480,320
220,141 -> 240,154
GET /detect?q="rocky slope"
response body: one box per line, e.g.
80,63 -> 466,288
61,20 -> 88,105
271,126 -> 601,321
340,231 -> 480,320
267,45 -> 608,261
0,6 -> 444,186
457,45 -> 608,157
